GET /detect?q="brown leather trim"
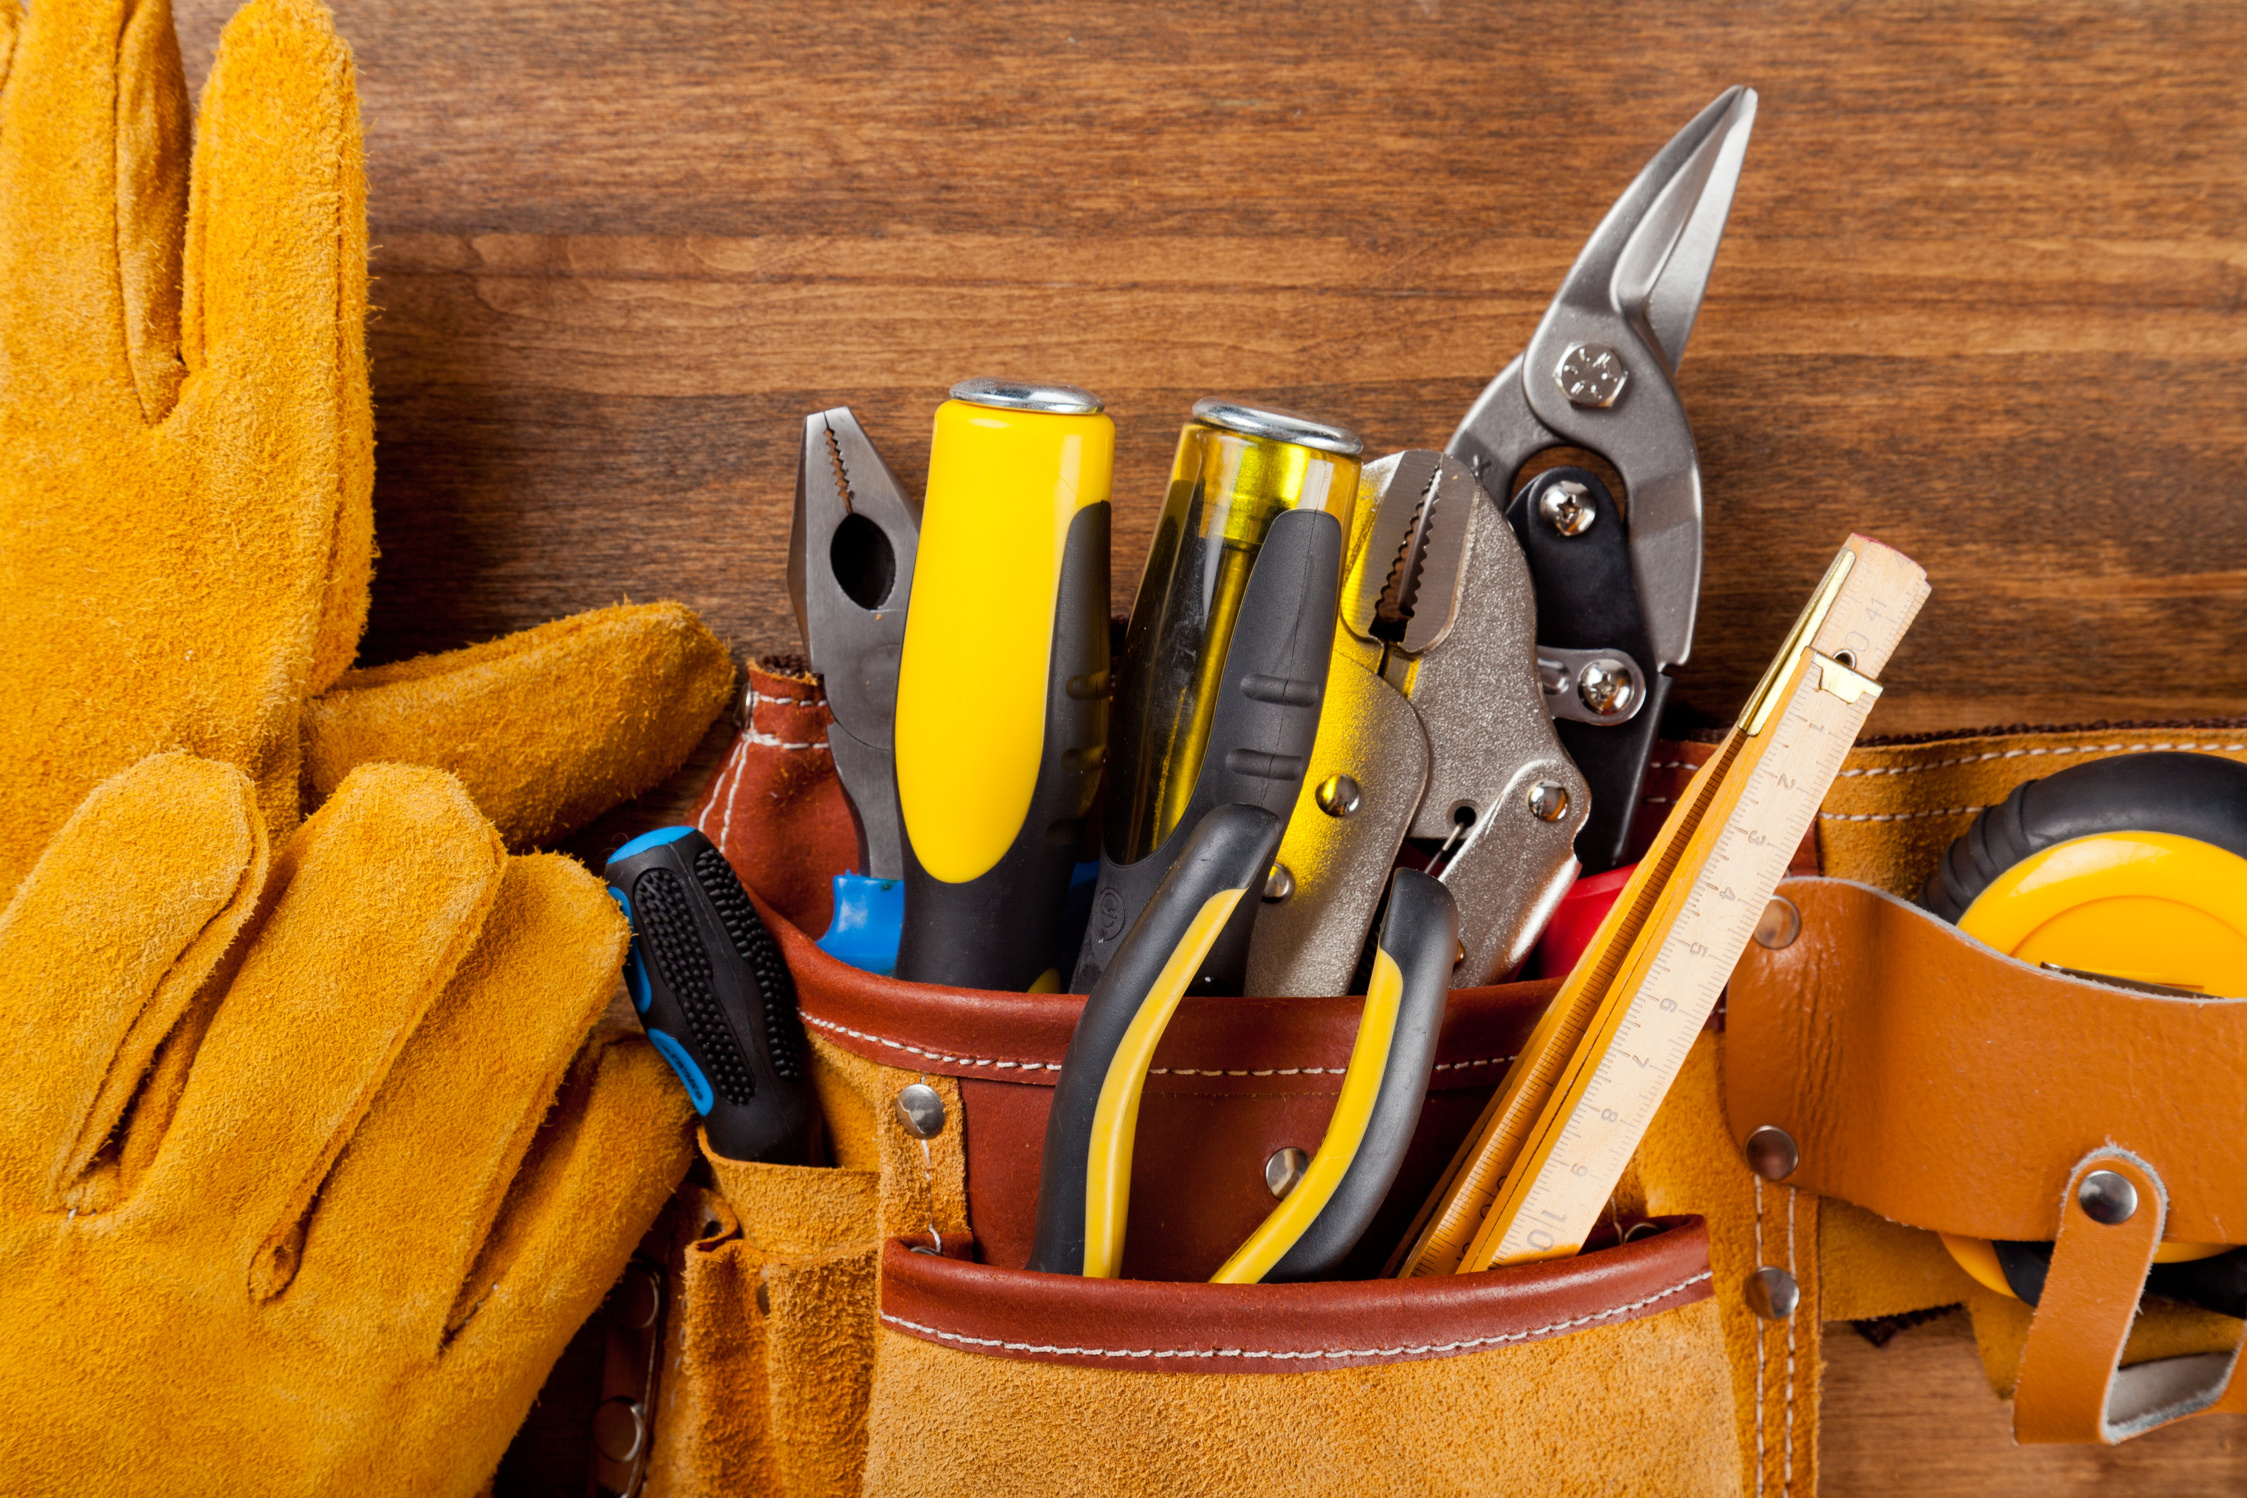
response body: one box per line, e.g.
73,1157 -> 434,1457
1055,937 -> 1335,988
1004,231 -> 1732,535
877,1217 -> 1713,1373
1727,878 -> 2247,1243
763,898 -> 1555,1095
2015,1151 -> 2186,1443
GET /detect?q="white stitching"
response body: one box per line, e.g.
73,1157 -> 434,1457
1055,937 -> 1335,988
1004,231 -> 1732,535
1816,805 -> 1982,823
803,1013 -> 1514,1080
1783,1186 -> 1797,1497
741,682 -> 830,752
1835,741 -> 2247,779
879,1270 -> 1712,1363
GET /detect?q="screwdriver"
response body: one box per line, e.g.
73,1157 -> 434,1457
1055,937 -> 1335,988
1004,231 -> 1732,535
893,379 -> 1114,993
1071,400 -> 1361,995
604,827 -> 823,1164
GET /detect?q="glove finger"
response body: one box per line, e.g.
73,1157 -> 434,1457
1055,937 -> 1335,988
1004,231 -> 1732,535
0,754 -> 263,1210
141,763 -> 503,1291
0,0 -> 176,417
291,851 -> 627,1345
303,601 -> 737,848
435,1033 -> 693,1449
116,0 -> 190,420
177,0 -> 371,694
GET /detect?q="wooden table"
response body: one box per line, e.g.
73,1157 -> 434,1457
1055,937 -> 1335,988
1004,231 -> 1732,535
172,0 -> 2247,1487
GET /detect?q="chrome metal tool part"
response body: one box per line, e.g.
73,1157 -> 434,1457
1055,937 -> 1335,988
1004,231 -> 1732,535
788,407 -> 921,880
1447,85 -> 1757,872
1246,451 -> 1584,996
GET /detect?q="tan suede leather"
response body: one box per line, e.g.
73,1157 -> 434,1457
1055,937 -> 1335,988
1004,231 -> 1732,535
0,755 -> 694,1494
1625,1034 -> 1822,1498
644,1032 -> 970,1497
1817,722 -> 2247,898
0,0 -> 732,881
864,1227 -> 1737,1497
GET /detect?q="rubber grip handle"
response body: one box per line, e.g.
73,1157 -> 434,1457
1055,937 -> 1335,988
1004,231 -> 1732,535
1072,506 -> 1343,994
1232,869 -> 1457,1283
604,827 -> 823,1165
1027,803 -> 1286,1276
896,502 -> 1110,991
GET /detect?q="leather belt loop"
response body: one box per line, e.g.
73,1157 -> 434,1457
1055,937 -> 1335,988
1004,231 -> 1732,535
2013,1148 -> 2240,1444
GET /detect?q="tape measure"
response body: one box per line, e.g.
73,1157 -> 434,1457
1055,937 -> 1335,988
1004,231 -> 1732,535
1924,752 -> 2247,1298
1397,536 -> 1930,1276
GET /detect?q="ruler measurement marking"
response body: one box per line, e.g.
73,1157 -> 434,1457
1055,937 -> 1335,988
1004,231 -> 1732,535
1489,654 -> 1881,1264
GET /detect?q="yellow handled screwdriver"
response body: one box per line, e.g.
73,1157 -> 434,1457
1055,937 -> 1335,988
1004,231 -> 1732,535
893,379 -> 1114,993
1071,400 -> 1361,995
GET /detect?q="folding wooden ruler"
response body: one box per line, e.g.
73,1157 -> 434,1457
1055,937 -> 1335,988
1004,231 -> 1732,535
1396,535 -> 1929,1275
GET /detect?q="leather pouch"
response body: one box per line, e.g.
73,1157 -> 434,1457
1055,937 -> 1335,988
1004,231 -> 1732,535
1728,875 -> 2247,1445
639,666 -> 1743,1495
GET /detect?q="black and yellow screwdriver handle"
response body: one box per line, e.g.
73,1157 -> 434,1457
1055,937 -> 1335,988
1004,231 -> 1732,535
1212,869 -> 1457,1283
893,380 -> 1113,993
1028,803 -> 1287,1277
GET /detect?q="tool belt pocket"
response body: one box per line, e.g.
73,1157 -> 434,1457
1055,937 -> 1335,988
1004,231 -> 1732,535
1727,876 -> 2247,1444
865,1218 -> 1731,1496
731,923 -> 1740,1496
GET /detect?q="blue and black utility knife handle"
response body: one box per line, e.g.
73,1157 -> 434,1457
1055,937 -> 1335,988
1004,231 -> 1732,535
1070,505 -> 1342,995
604,827 -> 822,1165
1506,466 -> 1668,874
1029,803 -> 1286,1277
1215,869 -> 1457,1284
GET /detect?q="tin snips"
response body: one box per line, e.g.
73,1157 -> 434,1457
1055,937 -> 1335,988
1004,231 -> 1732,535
1244,85 -> 1757,996
1449,85 -> 1757,874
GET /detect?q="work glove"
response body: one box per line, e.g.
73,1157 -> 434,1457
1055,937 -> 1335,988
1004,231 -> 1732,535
0,0 -> 734,882
0,752 -> 695,1494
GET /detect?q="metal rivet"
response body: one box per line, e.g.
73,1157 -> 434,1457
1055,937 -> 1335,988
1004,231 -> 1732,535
1315,774 -> 1362,818
1265,1147 -> 1309,1199
1557,342 -> 1629,408
1753,896 -> 1802,950
610,1261 -> 663,1331
895,1082 -> 946,1138
591,1397 -> 648,1464
1263,863 -> 1295,903
1745,1125 -> 1800,1182
1527,781 -> 1570,823
1743,1266 -> 1799,1321
1538,479 -> 1597,537
2079,1169 -> 2139,1225
1576,659 -> 1636,717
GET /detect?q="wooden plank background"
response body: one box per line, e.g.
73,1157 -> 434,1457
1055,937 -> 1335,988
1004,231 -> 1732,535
172,0 -> 2247,1488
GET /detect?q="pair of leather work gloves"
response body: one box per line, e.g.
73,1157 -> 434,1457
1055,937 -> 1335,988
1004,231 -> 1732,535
0,0 -> 732,1491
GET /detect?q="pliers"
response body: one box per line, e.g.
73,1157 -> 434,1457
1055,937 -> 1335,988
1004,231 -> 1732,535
1448,85 -> 1758,874
788,407 -> 921,881
1244,450 -> 1587,998
1029,801 -> 1457,1282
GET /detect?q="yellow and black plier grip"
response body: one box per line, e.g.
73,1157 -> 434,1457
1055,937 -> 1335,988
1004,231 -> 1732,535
1028,802 -> 1284,1278
1214,869 -> 1456,1283
1028,805 -> 1456,1283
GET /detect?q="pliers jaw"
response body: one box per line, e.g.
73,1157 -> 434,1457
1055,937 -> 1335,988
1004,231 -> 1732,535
1447,86 -> 1757,871
789,407 -> 922,880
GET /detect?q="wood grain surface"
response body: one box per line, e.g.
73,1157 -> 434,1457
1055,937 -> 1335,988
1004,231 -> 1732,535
168,0 -> 2246,1488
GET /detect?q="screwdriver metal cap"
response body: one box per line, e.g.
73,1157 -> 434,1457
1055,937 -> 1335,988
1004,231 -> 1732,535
1191,397 -> 1363,456
949,377 -> 1104,415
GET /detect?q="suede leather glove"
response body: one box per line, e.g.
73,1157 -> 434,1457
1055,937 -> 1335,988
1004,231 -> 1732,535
0,752 -> 694,1494
0,0 -> 733,883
